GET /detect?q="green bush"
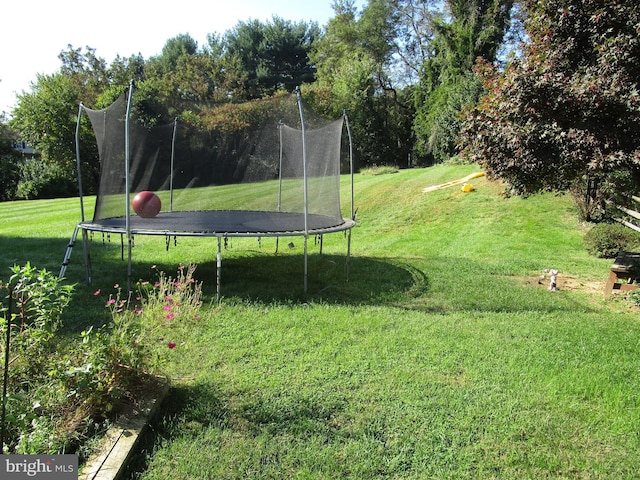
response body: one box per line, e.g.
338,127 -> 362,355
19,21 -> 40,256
0,154 -> 22,201
1,264 -> 74,454
584,222 -> 640,258
15,160 -> 77,200
0,263 -> 202,456
414,73 -> 484,165
627,288 -> 640,307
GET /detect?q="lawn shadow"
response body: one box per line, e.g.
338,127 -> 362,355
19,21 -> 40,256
0,235 -> 71,275
1,235 -> 600,327
54,234 -> 425,306
195,253 -> 426,304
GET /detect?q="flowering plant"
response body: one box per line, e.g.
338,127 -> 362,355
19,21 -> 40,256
94,264 -> 203,365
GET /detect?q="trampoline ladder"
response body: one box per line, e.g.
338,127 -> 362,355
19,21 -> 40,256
59,226 -> 80,279
59,226 -> 92,283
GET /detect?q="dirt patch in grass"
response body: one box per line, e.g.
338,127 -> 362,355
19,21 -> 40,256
512,273 -> 605,294
551,274 -> 604,294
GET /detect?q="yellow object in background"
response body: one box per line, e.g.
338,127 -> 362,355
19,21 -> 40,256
422,171 -> 485,193
461,183 -> 475,192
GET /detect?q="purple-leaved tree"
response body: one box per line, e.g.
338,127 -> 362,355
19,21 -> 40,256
460,0 -> 640,215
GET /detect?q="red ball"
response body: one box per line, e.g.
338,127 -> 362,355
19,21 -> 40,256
132,191 -> 161,218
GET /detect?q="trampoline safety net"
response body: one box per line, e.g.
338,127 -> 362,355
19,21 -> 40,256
78,87 -> 353,236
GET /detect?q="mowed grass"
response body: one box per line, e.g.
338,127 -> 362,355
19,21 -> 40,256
1,165 -> 639,478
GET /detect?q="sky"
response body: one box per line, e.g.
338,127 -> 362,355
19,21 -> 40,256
1,0 -> 367,116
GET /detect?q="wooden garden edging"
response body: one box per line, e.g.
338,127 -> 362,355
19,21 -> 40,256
79,381 -> 169,480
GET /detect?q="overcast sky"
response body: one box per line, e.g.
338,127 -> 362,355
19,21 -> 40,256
1,0 -> 366,115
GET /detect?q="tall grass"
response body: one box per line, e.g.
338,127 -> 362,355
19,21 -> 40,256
1,165 -> 638,478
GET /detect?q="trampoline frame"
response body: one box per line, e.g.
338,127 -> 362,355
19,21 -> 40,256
60,83 -> 356,301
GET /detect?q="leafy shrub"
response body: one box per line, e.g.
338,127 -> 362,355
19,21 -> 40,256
0,154 -> 22,201
627,288 -> 640,307
0,264 -> 74,454
414,73 -> 484,165
15,160 -> 77,200
584,223 -> 640,258
1,263 -> 203,456
360,165 -> 399,176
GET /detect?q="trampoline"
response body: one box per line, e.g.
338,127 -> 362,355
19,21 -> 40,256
60,82 -> 356,300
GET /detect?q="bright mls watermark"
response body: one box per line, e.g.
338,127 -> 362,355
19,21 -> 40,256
2,455 -> 78,479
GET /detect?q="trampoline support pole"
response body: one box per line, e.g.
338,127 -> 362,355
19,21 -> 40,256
82,229 -> 92,284
127,236 -> 133,292
125,80 -> 134,292
296,87 -> 309,296
216,236 -> 222,303
346,229 -> 352,283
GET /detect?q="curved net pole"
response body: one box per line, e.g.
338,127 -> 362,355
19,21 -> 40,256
344,110 -> 355,282
296,87 -> 309,294
276,121 -> 284,253
125,80 -> 135,291
60,103 -> 91,281
75,103 -> 86,223
277,120 -> 284,213
170,117 -> 178,212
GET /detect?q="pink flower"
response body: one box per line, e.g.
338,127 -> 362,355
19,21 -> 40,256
167,341 -> 176,349
165,296 -> 173,303
194,315 -> 201,320
113,283 -> 119,289
154,282 -> 161,288
106,299 -> 116,306
93,289 -> 101,296
166,313 -> 175,320
164,304 -> 172,311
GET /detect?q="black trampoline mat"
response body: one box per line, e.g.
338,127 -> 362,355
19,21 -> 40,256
80,210 -> 354,237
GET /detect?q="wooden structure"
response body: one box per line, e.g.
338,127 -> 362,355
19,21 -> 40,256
604,196 -> 640,297
604,251 -> 640,297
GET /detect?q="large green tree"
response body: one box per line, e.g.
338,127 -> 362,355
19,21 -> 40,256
10,46 -> 114,198
413,0 -> 515,164
224,17 -> 320,99
309,0 -> 415,167
10,73 -> 83,198
460,0 -> 640,205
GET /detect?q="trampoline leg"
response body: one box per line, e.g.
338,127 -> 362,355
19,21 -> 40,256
126,234 -> 133,291
216,236 -> 222,303
304,235 -> 308,295
82,229 -> 92,284
346,229 -> 352,283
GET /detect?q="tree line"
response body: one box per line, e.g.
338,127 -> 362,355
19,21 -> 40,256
1,0 -> 638,216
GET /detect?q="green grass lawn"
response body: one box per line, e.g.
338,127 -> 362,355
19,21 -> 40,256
1,165 -> 639,478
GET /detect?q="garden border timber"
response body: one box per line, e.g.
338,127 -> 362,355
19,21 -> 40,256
79,380 -> 169,480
